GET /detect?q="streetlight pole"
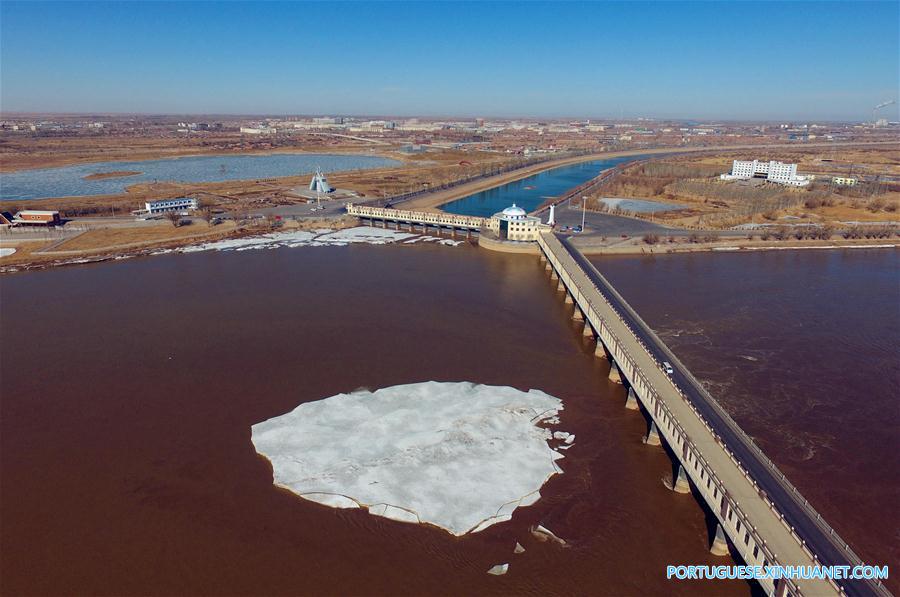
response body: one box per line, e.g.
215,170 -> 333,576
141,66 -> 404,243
581,196 -> 587,230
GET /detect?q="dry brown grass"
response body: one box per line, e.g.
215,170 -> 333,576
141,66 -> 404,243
588,147 -> 900,228
52,221 -> 236,252
0,241 -> 56,265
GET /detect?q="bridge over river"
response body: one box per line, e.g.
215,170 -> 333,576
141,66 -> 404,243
539,231 -> 889,597
346,202 -> 891,597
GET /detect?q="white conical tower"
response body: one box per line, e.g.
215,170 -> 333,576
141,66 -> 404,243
309,167 -> 334,194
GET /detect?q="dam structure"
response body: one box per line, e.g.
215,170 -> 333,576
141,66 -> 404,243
345,203 -> 548,252
346,203 -> 489,237
538,231 -> 888,597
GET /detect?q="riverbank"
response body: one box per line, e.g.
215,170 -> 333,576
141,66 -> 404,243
572,235 -> 898,255
0,216 -> 360,273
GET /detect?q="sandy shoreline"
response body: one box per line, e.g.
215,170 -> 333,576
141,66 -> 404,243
573,237 -> 898,255
3,221 -> 895,275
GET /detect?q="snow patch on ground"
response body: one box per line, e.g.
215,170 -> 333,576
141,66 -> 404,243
179,226 -> 463,254
0,248 -> 17,258
251,381 -> 570,536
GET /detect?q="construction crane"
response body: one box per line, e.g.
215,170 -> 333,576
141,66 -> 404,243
872,100 -> 896,125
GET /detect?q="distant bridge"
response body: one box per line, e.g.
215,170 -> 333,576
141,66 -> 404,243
538,231 -> 889,597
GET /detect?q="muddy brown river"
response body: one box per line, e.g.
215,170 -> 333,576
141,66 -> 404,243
2,242 -> 894,595
593,248 -> 900,593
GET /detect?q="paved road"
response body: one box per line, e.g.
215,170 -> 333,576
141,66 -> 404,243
559,235 -> 885,597
552,200 -> 750,238
233,200 -> 350,220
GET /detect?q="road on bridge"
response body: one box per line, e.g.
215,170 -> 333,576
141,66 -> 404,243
559,234 -> 887,597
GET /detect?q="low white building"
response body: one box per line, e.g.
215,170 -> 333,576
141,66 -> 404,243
240,126 -> 277,135
720,160 -> 810,187
133,197 -> 199,217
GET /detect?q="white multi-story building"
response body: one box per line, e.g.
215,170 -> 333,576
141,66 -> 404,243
133,197 -> 199,217
720,160 -> 810,187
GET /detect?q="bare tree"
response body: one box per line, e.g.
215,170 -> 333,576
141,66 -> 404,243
165,211 -> 181,227
200,204 -> 215,227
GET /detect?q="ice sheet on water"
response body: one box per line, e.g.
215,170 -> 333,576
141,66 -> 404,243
178,226 -> 461,253
251,381 -> 569,536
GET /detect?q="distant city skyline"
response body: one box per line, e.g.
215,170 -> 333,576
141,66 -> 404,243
1,1 -> 898,122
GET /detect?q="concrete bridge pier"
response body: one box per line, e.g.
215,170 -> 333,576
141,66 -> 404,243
672,464 -> 691,494
564,291 -> 574,305
644,421 -> 661,446
381,219 -> 387,229
572,307 -> 584,321
710,523 -> 730,556
556,279 -> 566,293
608,361 -> 623,384
595,341 -> 609,359
625,387 -> 639,409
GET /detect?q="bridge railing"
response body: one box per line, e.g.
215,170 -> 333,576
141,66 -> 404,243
538,232 -> 835,597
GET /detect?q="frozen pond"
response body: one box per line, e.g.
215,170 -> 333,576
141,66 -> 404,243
599,197 -> 683,213
0,153 -> 401,200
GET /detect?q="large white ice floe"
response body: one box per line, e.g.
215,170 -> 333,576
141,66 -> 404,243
178,226 -> 462,253
251,381 -> 571,536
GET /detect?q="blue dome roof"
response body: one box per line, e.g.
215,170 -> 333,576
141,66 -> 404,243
501,204 -> 526,218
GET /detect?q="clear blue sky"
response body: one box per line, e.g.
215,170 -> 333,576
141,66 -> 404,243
1,1 -> 898,121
